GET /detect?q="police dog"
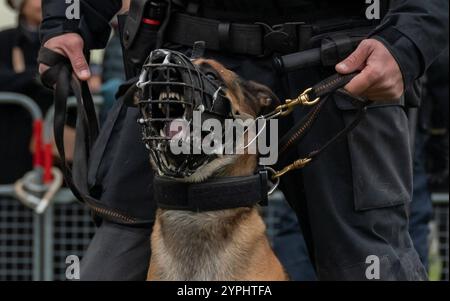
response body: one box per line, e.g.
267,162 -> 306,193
144,57 -> 288,281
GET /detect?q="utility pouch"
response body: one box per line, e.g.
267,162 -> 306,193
119,0 -> 167,79
312,26 -> 375,68
275,25 -> 376,72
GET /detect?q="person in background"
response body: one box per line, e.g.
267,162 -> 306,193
99,0 -> 130,124
0,0 -> 52,184
410,48 -> 449,270
0,0 -> 51,107
99,18 -> 126,124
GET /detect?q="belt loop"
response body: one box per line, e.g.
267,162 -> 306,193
218,22 -> 232,52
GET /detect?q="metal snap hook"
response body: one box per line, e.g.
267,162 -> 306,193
265,167 -> 281,196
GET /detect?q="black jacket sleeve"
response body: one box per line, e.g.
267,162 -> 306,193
370,0 -> 449,90
40,0 -> 123,50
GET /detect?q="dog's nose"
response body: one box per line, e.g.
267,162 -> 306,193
152,67 -> 180,82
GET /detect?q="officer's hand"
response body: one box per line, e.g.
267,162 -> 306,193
39,33 -> 91,81
336,39 -> 404,101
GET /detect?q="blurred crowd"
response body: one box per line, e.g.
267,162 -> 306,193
0,0 -> 448,279
0,0 -> 129,183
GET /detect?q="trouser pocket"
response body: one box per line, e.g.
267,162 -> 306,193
334,90 -> 412,211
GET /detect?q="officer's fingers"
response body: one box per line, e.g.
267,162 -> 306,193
45,33 -> 91,81
39,63 -> 49,75
336,40 -> 373,74
343,65 -> 379,96
63,38 -> 91,81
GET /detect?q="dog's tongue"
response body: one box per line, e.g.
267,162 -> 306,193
164,119 -> 187,139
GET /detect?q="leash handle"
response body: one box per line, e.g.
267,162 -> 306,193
38,47 -> 154,226
311,72 -> 359,98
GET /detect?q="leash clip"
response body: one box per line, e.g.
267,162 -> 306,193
272,158 -> 312,180
274,87 -> 321,117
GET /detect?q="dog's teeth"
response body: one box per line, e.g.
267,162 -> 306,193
159,92 -> 168,100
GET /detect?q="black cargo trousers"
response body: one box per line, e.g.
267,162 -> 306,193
80,42 -> 427,282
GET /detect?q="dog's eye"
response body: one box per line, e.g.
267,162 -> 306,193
205,72 -> 218,81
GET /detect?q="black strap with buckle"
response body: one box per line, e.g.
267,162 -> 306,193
166,13 -> 305,56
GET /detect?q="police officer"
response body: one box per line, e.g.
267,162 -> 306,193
39,0 -> 448,280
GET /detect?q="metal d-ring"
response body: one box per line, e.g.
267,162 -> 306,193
265,167 -> 281,196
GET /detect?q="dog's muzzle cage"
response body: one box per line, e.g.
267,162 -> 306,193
136,49 -> 232,178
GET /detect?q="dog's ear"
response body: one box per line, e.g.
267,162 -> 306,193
243,80 -> 280,116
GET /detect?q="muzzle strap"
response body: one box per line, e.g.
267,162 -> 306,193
38,48 -> 71,88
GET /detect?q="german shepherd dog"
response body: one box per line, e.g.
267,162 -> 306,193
139,53 -> 288,281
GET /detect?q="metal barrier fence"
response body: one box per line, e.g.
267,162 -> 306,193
0,191 -> 449,281
0,92 -> 101,281
52,197 -> 95,281
0,197 -> 34,281
429,193 -> 449,281
0,191 -> 95,281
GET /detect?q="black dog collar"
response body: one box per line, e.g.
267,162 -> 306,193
154,171 -> 269,212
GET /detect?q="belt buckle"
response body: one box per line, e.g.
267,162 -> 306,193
257,22 -> 304,56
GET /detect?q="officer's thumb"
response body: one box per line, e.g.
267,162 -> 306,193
65,39 -> 91,81
336,40 -> 372,74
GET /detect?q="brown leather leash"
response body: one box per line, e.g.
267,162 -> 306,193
38,47 -> 154,226
262,72 -> 373,179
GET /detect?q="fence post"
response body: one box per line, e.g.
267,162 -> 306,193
43,205 -> 55,281
32,214 -> 42,281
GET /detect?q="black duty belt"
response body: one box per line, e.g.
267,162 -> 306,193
165,13 -> 376,56
166,13 -> 308,56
